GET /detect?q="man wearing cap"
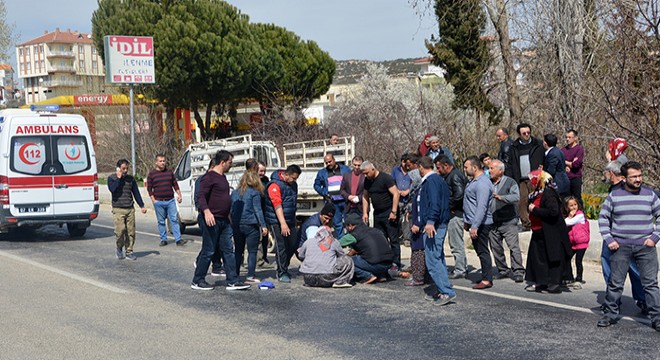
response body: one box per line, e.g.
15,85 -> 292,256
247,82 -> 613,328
298,225 -> 354,288
341,213 -> 394,284
299,203 -> 335,248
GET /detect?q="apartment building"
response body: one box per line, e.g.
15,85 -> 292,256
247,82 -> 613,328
0,64 -> 15,105
15,28 -> 111,105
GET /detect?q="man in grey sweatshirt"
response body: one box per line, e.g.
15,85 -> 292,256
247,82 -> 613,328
463,156 -> 494,289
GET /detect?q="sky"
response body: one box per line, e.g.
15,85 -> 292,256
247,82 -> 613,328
6,0 -> 438,61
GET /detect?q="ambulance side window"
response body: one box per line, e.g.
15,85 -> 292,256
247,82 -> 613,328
54,136 -> 90,174
11,136 -> 48,175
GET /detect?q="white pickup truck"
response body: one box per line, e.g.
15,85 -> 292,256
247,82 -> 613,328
282,136 -> 355,218
173,135 -> 355,231
173,135 -> 281,232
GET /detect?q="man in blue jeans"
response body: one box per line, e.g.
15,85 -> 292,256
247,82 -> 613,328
597,162 -> 660,331
147,154 -> 187,247
411,156 -> 455,306
314,154 -> 350,236
601,159 -> 646,313
191,150 -> 249,291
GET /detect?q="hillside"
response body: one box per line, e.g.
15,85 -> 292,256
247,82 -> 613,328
333,58 -> 421,84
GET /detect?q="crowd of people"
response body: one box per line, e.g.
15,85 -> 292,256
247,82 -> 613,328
107,126 -> 660,331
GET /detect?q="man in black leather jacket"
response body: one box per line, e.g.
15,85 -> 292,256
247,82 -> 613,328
496,127 -> 513,167
435,154 -> 469,279
504,123 -> 545,231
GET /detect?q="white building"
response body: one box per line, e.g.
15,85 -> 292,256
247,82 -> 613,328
0,64 -> 14,105
15,28 -> 110,105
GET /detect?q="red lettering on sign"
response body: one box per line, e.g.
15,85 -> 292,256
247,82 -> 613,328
110,36 -> 153,57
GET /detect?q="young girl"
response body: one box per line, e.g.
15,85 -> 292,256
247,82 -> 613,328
564,196 -> 590,285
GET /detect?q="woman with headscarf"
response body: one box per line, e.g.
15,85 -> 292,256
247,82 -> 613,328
417,134 -> 433,156
524,170 -> 573,293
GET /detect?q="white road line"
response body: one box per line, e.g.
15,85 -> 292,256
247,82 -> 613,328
0,250 -> 129,294
93,223 -> 162,238
454,284 -> 647,324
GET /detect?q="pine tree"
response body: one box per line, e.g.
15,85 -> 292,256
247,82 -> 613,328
426,0 -> 499,125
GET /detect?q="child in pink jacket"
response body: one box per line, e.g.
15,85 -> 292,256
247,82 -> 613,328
564,196 -> 590,285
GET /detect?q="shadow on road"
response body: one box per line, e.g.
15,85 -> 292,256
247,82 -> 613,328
0,224 -> 114,243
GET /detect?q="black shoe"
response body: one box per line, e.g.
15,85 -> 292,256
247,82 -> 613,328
512,274 -> 524,283
652,320 -> 660,332
448,272 -> 466,280
494,271 -> 510,280
159,240 -> 168,246
176,239 -> 189,246
637,301 -> 650,316
547,284 -> 562,294
597,316 -> 615,328
191,281 -> 214,291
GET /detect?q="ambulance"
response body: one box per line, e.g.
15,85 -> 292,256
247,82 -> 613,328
0,105 -> 99,236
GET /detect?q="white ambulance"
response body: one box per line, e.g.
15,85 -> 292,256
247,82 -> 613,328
0,105 -> 99,236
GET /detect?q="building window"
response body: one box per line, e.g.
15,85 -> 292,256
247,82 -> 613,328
26,47 -> 30,56
92,60 -> 98,72
19,48 -> 23,56
40,60 -> 45,70
26,63 -> 31,72
19,63 -> 24,72
34,45 -> 39,54
92,47 -> 97,55
78,46 -> 84,54
40,45 -> 44,53
79,60 -> 85,69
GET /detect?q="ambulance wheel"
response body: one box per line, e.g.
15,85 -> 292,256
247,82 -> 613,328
67,223 -> 87,237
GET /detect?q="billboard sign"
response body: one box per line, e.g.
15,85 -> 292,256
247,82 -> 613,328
103,36 -> 155,84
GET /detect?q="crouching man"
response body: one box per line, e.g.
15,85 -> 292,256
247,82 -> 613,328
298,226 -> 354,288
341,213 -> 394,284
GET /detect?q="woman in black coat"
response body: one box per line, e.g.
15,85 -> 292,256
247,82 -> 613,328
524,170 -> 573,293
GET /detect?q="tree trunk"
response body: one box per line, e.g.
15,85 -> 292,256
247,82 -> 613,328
486,0 -> 523,125
551,0 -> 585,128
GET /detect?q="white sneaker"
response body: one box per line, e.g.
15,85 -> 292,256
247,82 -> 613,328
226,282 -> 250,291
245,277 -> 261,284
332,283 -> 353,288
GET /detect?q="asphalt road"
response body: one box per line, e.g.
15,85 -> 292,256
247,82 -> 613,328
0,204 -> 658,359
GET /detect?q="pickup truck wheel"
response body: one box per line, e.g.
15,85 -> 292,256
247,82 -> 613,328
67,223 -> 87,237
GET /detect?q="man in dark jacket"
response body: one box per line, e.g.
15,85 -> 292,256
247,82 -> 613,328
265,164 -> 302,283
413,156 -> 456,306
108,159 -> 147,260
505,123 -> 545,231
543,133 -> 570,196
341,213 -> 394,284
299,203 -> 334,248
435,154 -> 469,279
496,127 -> 513,167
